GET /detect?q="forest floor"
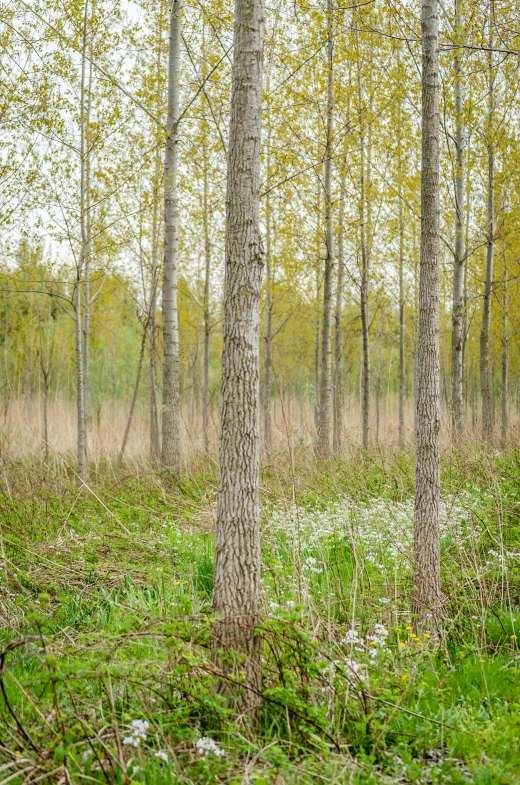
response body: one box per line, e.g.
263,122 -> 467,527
1,448 -> 520,784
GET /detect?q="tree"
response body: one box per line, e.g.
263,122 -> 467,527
317,0 -> 334,458
211,0 -> 265,714
480,0 -> 495,443
413,0 -> 441,622
451,0 -> 465,442
162,0 -> 182,473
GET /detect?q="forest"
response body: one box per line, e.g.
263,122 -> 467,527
1,0 -> 520,782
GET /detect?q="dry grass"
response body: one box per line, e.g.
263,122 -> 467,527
1,393 -> 519,469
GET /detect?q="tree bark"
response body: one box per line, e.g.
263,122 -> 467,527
161,0 -> 182,473
451,0 -> 465,442
480,0 -> 495,443
317,0 -> 334,458
413,0 -> 441,623
211,0 -> 265,716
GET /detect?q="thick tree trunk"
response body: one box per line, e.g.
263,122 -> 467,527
211,0 -> 265,716
480,1 -> 494,443
333,159 -> 346,454
413,0 -> 441,623
317,0 -> 334,458
161,0 -> 182,473
451,0 -> 465,442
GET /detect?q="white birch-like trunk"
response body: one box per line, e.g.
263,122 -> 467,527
501,267 -> 508,443
451,0 -> 465,442
480,0 -> 494,443
211,0 -> 265,715
413,0 -> 441,622
161,0 -> 181,473
333,158 -> 346,454
317,0 -> 334,458
75,0 -> 89,485
263,187 -> 273,455
202,136 -> 211,455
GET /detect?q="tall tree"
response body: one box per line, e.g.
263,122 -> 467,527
413,0 -> 441,621
451,0 -> 465,442
75,0 -> 90,485
211,0 -> 265,714
480,0 -> 495,443
317,0 -> 335,457
333,157 -> 346,454
162,0 -> 182,473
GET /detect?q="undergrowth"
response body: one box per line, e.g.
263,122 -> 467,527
0,447 -> 520,783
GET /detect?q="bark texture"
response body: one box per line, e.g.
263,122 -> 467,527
413,0 -> 441,622
211,0 -> 265,716
161,0 -> 181,473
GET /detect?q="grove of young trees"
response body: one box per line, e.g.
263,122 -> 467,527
2,0 -> 520,773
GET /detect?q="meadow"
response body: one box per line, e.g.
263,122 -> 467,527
1,443 -> 520,784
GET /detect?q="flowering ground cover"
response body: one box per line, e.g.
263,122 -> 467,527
1,448 -> 520,783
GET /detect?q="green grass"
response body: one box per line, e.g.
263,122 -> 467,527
1,449 -> 520,783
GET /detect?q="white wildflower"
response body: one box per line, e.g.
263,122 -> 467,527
154,750 -> 168,762
195,737 -> 226,757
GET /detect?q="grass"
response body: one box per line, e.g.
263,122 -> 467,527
1,447 -> 520,783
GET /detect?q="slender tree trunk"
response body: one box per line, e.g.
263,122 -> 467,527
211,0 -> 265,715
451,0 -> 465,442
398,193 -> 406,449
359,130 -> 370,451
413,0 -> 441,622
202,136 -> 211,454
501,267 -> 508,443
161,0 -> 182,473
119,325 -> 147,465
75,0 -> 89,485
333,159 -> 346,454
317,0 -> 334,458
149,33 -> 162,462
480,0 -> 494,443
263,188 -> 273,455
83,53 -> 93,424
